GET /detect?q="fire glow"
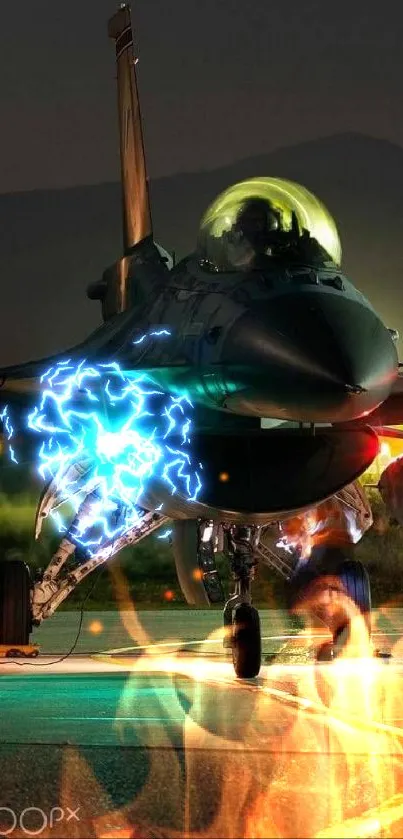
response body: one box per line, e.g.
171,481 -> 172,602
84,566 -> 403,838
276,485 -> 372,563
4,562 -> 403,837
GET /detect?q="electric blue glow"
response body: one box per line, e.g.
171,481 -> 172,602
0,356 -> 202,555
28,360 -> 202,551
157,528 -> 173,540
133,328 -> 171,345
0,405 -> 18,464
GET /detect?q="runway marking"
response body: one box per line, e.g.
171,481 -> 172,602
89,650 -> 403,745
98,634 -> 313,655
3,652 -> 403,752
41,716 -> 186,722
97,630 -> 399,657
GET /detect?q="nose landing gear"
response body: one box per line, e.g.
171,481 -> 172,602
221,529 -> 373,677
222,525 -> 262,679
232,603 -> 262,678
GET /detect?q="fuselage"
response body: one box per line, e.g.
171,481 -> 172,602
100,252 -> 398,426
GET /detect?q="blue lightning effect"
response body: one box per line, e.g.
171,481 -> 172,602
25,360 -> 202,551
0,405 -> 18,464
157,528 -> 173,541
133,328 -> 171,345
2,355 -> 202,555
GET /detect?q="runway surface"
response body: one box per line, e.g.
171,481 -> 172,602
1,609 -> 403,838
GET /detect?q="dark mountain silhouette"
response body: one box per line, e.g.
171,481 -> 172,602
0,131 -> 402,365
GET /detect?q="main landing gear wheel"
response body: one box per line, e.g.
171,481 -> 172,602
289,550 -> 372,661
330,558 -> 371,658
232,603 -> 262,678
0,560 -> 32,646
338,559 -> 371,628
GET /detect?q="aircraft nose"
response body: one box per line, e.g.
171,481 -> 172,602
221,289 -> 398,421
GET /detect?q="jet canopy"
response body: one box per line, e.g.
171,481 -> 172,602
197,177 -> 342,273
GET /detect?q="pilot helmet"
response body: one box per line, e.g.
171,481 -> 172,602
234,197 -> 281,244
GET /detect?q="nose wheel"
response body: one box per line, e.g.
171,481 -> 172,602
222,525 -> 262,678
232,603 -> 262,678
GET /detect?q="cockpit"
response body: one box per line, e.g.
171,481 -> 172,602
197,177 -> 342,273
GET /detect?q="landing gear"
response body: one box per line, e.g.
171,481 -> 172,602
330,558 -> 372,658
232,603 -> 262,678
289,548 -> 372,660
339,559 -> 371,627
0,560 -> 32,645
223,525 -> 262,678
31,507 -> 167,625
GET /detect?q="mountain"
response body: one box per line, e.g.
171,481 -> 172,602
0,132 -> 402,365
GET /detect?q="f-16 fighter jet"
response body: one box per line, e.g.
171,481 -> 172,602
0,4 -> 402,676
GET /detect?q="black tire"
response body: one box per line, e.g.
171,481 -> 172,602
289,550 -> 372,659
0,561 -> 31,645
338,559 -> 371,629
232,603 -> 261,678
287,545 -> 353,610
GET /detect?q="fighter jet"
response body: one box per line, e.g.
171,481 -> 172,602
0,3 -> 401,675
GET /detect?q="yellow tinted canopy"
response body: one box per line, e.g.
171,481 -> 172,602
197,177 -> 342,272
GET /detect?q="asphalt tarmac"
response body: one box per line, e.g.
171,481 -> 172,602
1,609 -> 403,838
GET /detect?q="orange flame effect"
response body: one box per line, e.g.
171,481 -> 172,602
278,483 -> 372,561
40,566 -> 403,838
365,439 -> 403,481
16,434 -> 403,838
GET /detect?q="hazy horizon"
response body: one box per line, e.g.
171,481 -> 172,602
1,129 -> 402,197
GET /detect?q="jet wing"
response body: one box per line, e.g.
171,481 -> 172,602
0,305 -> 187,408
0,310 -> 134,397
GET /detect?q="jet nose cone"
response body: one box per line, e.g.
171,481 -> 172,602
298,292 -> 398,418
222,289 -> 398,421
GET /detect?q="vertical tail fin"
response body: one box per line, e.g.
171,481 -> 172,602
108,3 -> 152,252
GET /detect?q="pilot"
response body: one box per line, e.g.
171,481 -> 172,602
235,198 -> 280,247
214,198 -> 332,271
224,197 -> 283,270
236,200 -> 331,266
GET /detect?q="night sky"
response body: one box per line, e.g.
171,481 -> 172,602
1,0 -> 403,365
1,0 -> 403,193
